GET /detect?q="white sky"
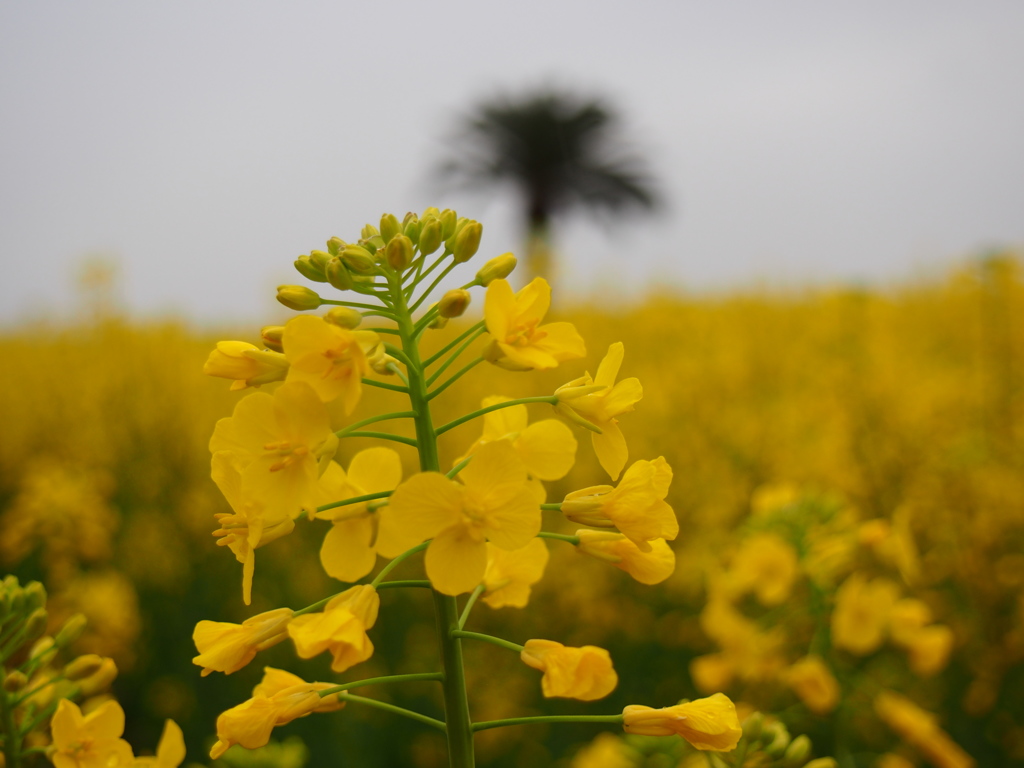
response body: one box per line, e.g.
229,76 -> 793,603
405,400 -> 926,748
2,0 -> 1023,326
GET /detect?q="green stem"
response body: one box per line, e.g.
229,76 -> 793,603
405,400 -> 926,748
408,253 -> 449,296
427,329 -> 487,386
540,503 -> 563,511
1,689 -> 20,768
386,363 -> 411,386
362,377 -> 408,393
376,580 -> 433,590
321,298 -> 396,314
447,457 -> 472,479
335,411 -> 416,438
435,396 -> 559,436
537,532 -> 580,545
317,490 -> 392,514
472,714 -> 623,732
424,321 -> 487,367
365,326 -> 401,334
458,585 -> 485,630
371,541 -> 430,587
427,358 -> 484,401
450,630 -> 523,654
410,263 -> 457,312
337,692 -> 447,731
341,431 -> 418,447
318,672 -> 443,697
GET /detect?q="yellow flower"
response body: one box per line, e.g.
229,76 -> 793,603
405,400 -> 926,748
874,691 -> 975,768
555,342 -> 641,480
562,457 -> 677,550
483,278 -> 586,370
459,396 -> 577,481
283,315 -> 381,411
622,693 -> 742,751
252,667 -> 345,712
570,733 -> 636,768
575,530 -> 676,584
131,720 -> 186,768
728,533 -> 799,606
482,539 -> 549,608
888,598 -> 933,646
385,441 -> 541,595
210,381 -> 337,522
784,656 -> 839,715
203,341 -> 288,391
831,574 -> 899,655
905,624 -> 954,677
287,584 -> 379,673
314,448 -> 403,583
689,654 -> 735,694
210,452 -> 297,605
520,639 -> 618,700
192,607 -> 294,676
50,699 -> 135,768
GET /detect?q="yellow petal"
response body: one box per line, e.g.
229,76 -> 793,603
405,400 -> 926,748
484,279 -> 516,339
592,421 -> 628,481
516,420 -> 577,480
481,396 -> 527,440
346,447 -> 403,494
533,321 -> 586,362
155,720 -> 186,768
595,342 -> 624,388
426,526 -> 488,595
460,441 -> 529,509
515,278 -> 551,325
385,472 -> 464,551
485,488 -> 542,551
320,517 -> 378,582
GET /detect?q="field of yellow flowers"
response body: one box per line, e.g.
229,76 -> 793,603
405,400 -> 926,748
1,252 -> 1022,768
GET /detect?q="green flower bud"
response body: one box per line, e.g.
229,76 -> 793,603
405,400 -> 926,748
438,289 -> 471,318
55,613 -> 88,647
309,249 -> 332,271
276,285 -> 322,311
341,245 -> 376,274
261,325 -> 285,353
29,636 -> 54,659
380,213 -> 401,244
421,206 -> 441,220
783,735 -> 812,767
24,582 -> 46,612
64,654 -> 106,681
363,235 -> 384,253
440,208 -> 458,239
742,712 -> 765,743
453,221 -> 483,263
23,608 -> 48,644
475,253 -> 517,285
294,255 -> 328,282
403,216 -> 422,245
324,307 -> 363,329
326,258 -> 355,291
327,236 -> 345,256
764,722 -> 791,757
418,219 -> 443,256
76,658 -> 117,697
803,759 -> 838,768
3,670 -> 28,692
360,223 -> 380,240
386,234 -> 414,271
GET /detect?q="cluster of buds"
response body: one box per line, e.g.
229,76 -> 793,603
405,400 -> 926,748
1,575 -> 117,763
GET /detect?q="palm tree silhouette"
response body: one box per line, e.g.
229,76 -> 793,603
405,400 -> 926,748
437,88 -> 660,280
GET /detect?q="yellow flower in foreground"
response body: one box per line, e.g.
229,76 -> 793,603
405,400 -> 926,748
555,342 -> 641,480
728,533 -> 799,606
131,720 -> 186,768
203,341 -> 288,391
520,639 -> 618,700
459,396 -> 577,481
831,574 -> 899,656
192,607 -> 294,676
562,457 -> 677,550
282,315 -> 381,412
575,530 -> 676,584
210,453 -> 297,605
784,656 -> 840,715
874,691 -> 975,768
287,584 -> 379,673
51,699 -> 134,768
482,539 -> 549,608
210,381 -> 337,521
483,278 -> 586,370
314,448 -> 403,583
622,693 -> 742,751
385,441 -> 541,595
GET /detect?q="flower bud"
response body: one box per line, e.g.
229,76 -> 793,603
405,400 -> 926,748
23,582 -> 46,612
380,213 -> 401,244
428,305 -> 449,330
64,654 -> 106,681
341,245 -> 376,274
324,307 -> 362,329
23,608 -> 48,645
326,236 -> 345,256
742,712 -> 765,743
29,637 -> 54,659
804,760 -> 838,768
403,215 -> 421,245
453,221 -> 483,263
294,255 -> 328,282
362,235 -> 384,253
386,235 -> 414,271
326,258 -> 355,291
370,353 -> 400,375
422,206 -> 441,219
418,219 -> 443,256
438,289 -> 471,319
360,223 -> 379,239
440,208 -> 458,239
261,326 -> 285,353
3,671 -> 28,692
783,735 -> 812,767
763,722 -> 791,757
76,658 -> 117,697
309,249 -> 332,271
55,613 -> 88,648
276,285 -> 322,311
475,253 -> 517,285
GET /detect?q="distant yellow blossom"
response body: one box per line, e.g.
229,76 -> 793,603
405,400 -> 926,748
570,733 -> 635,768
482,277 -> 586,371
831,573 -> 899,656
50,699 -> 134,768
728,533 -> 799,606
575,529 -> 676,584
131,720 -> 186,768
482,539 -> 549,608
622,693 -> 742,751
520,639 -> 618,700
459,396 -> 577,481
905,624 -> 954,677
888,598 -> 932,646
203,341 -> 288,391
874,691 -> 975,768
555,342 -> 642,480
784,656 -> 839,715
192,607 -> 294,676
562,457 -> 677,550
282,315 -> 381,412
287,584 -> 379,673
385,441 -> 541,595
689,654 -> 735,694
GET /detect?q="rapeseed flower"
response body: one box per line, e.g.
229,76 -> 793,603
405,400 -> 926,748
784,655 -> 840,715
203,341 -> 288,391
385,442 -> 541,595
874,691 -> 975,768
287,584 -> 379,673
520,639 -> 618,700
282,315 -> 382,412
555,343 -> 641,480
314,448 -> 403,583
481,539 -> 549,608
192,606 -> 294,676
459,396 -> 577,481
622,693 -> 742,751
483,278 -> 585,371
131,720 -> 186,768
727,533 -> 799,606
562,457 -> 677,550
50,699 -> 134,768
831,574 -> 899,655
575,530 -> 676,584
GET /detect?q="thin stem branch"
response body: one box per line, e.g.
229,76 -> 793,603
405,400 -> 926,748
321,298 -> 395,314
472,714 -> 624,733
434,396 -> 559,436
317,490 -> 392,514
318,672 -> 443,697
424,321 -> 487,367
537,532 -> 580,545
371,541 -> 430,587
427,328 -> 487,386
446,456 -> 472,479
341,431 -> 418,447
362,377 -> 408,393
376,580 -> 433,590
458,585 -> 485,630
450,630 -> 523,654
335,411 -> 416,438
410,263 -> 457,312
336,692 -> 447,731
427,357 -> 484,401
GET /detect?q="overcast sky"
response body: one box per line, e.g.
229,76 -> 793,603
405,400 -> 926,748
2,1 -> 1023,326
